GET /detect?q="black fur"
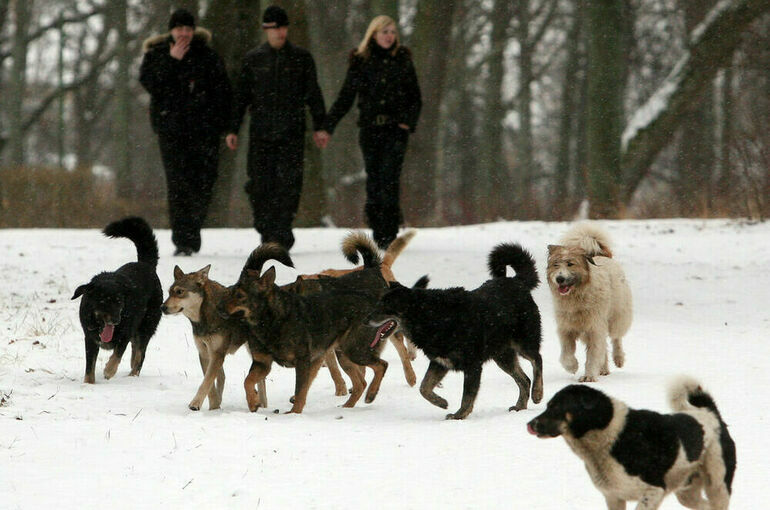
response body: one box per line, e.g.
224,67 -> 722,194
368,243 -> 543,419
71,217 -> 162,383
528,383 -> 736,508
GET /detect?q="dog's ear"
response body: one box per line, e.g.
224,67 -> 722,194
258,266 -> 277,289
584,255 -> 597,266
547,244 -> 561,255
71,283 -> 91,300
173,265 -> 185,280
196,264 -> 211,281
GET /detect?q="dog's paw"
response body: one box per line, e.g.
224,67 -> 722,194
508,404 -> 526,412
83,374 -> 95,384
579,375 -> 598,383
560,356 -> 579,374
445,412 -> 467,420
188,401 -> 202,411
613,352 -> 625,368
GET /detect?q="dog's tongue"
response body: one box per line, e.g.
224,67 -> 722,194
371,321 -> 393,348
527,423 -> 537,436
100,324 -> 115,343
558,285 -> 571,295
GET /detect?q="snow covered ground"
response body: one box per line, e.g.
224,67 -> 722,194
1,220 -> 768,509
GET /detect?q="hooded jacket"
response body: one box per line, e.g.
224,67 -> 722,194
139,28 -> 232,138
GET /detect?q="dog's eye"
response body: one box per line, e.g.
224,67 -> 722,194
566,262 -> 574,267
174,288 -> 184,296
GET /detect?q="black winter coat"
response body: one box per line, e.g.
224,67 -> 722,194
139,29 -> 232,138
230,41 -> 325,142
139,27 -> 232,136
324,44 -> 421,134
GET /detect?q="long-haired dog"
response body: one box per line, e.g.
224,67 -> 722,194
528,378 -> 736,509
72,217 -> 162,383
302,229 -> 419,386
368,243 -> 543,420
222,234 -> 392,413
547,222 -> 632,382
161,265 -> 269,411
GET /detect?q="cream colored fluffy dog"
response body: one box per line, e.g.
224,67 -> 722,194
547,223 -> 632,382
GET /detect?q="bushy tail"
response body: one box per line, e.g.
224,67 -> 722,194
488,243 -> 539,290
340,231 -> 382,268
240,243 -> 294,280
668,376 -> 723,418
668,376 -> 736,492
103,216 -> 158,267
382,229 -> 417,268
560,221 -> 614,258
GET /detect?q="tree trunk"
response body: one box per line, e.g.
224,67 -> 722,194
552,0 -> 584,219
585,0 -> 629,218
402,0 -> 458,226
621,0 -> 770,204
113,0 -> 134,198
6,0 -> 33,167
479,0 -> 512,221
203,0 -> 260,227
368,0 -> 399,20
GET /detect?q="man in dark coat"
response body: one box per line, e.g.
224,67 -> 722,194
139,9 -> 231,256
226,5 -> 326,251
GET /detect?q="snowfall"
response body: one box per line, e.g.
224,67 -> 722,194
1,219 -> 767,509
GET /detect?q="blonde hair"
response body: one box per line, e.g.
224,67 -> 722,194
356,15 -> 400,58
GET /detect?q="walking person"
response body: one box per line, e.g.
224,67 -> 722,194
226,5 -> 326,251
139,9 -> 232,256
317,15 -> 421,249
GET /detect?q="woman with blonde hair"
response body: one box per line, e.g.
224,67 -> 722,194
318,15 -> 421,249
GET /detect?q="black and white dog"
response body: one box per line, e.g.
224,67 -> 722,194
528,378 -> 735,509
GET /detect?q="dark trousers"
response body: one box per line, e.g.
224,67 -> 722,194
359,126 -> 408,247
245,137 -> 304,249
158,133 -> 219,252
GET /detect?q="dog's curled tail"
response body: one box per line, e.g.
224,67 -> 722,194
382,229 -> 417,268
668,375 -> 736,492
341,231 -> 382,268
241,243 -> 294,279
560,222 -> 614,258
488,243 -> 539,290
103,216 -> 159,267
668,375 -> 723,417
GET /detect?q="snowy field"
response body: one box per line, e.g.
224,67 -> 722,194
1,220 -> 768,509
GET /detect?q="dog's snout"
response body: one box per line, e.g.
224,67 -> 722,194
160,304 -> 168,313
555,275 -> 566,284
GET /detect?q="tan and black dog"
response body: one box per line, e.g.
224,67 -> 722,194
221,234 -> 393,414
302,229 -> 419,386
161,265 -> 268,411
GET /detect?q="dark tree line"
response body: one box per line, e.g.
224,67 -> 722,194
1,0 -> 769,228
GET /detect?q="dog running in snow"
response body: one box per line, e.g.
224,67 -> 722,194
72,217 -> 162,384
161,265 -> 269,411
221,233 -> 393,413
301,229 -> 419,387
528,378 -> 736,509
367,243 -> 543,420
547,222 -> 632,382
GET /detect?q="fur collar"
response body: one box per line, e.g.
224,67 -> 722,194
142,27 -> 212,53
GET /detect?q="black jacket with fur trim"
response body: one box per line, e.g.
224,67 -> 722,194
323,43 -> 421,134
139,28 -> 232,138
230,41 -> 325,142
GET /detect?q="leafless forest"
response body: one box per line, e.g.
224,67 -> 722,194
0,0 -> 768,228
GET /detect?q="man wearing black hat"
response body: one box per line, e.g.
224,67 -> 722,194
226,5 -> 326,251
139,9 -> 232,256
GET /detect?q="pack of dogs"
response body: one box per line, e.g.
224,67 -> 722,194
72,217 -> 736,509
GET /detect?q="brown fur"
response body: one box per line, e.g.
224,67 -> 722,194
301,230 -> 418,386
161,265 -> 267,411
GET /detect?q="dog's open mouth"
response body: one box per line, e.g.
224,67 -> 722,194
100,323 -> 115,343
558,284 -> 573,296
370,320 -> 397,348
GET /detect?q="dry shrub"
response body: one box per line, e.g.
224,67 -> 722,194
0,166 -> 167,228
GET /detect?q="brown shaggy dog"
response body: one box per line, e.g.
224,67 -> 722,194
546,222 -> 632,382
